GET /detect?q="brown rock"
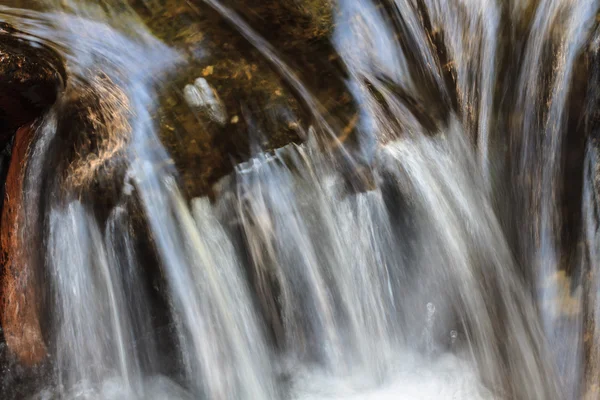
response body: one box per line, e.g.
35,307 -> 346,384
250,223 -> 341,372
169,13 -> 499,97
133,0 -> 358,197
0,23 -> 65,366
0,23 -> 66,140
0,125 -> 46,366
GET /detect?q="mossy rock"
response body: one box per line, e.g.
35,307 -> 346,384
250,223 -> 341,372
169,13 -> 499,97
131,0 -> 356,197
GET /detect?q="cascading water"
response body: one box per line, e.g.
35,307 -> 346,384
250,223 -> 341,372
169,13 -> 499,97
0,0 -> 599,399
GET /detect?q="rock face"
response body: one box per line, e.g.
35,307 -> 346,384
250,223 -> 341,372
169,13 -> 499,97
0,125 -> 45,366
0,25 -> 65,366
0,23 -> 65,141
133,0 -> 355,198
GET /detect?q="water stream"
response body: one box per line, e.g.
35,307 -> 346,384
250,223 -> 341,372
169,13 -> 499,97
0,0 -> 598,399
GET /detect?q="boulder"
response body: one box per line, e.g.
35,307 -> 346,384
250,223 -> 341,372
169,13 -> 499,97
0,24 -> 65,366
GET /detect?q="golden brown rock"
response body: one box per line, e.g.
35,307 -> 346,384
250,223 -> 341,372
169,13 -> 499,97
0,23 -> 65,140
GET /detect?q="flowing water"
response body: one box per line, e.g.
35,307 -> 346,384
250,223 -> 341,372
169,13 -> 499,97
0,0 -> 599,399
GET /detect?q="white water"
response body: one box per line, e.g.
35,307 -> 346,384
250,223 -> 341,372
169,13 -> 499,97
292,352 -> 492,400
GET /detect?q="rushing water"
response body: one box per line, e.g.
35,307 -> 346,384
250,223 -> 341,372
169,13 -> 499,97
0,0 -> 599,399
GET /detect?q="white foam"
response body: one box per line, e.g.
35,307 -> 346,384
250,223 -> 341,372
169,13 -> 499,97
292,352 -> 494,400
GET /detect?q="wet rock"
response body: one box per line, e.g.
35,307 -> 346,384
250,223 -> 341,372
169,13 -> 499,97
140,2 -> 303,197
183,77 -> 227,125
57,72 -> 130,192
33,71 -> 133,234
0,23 -> 66,141
581,29 -> 600,398
0,24 -> 65,367
0,125 -> 46,366
224,0 -> 334,43
131,0 -> 357,197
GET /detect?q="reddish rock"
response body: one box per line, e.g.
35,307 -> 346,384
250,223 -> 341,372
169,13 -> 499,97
0,125 -> 45,366
0,24 -> 65,366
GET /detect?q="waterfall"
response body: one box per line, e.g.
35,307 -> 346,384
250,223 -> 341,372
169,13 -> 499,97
0,0 -> 599,399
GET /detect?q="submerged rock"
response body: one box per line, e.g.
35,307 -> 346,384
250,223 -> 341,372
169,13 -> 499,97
132,0 -> 357,197
183,77 -> 227,125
